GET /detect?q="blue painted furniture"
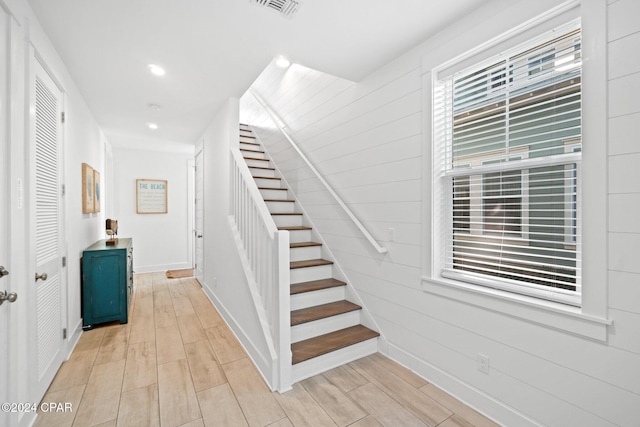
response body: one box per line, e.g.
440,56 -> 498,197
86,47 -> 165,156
82,238 -> 133,330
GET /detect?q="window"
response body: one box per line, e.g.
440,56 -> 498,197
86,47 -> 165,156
433,23 -> 582,306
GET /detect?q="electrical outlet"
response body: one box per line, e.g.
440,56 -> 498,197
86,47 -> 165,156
213,277 -> 218,289
477,353 -> 490,374
388,228 -> 396,242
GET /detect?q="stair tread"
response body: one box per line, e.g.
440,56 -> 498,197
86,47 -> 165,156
253,176 -> 281,180
291,300 -> 361,326
290,241 -> 321,248
259,187 -> 287,190
265,199 -> 295,202
291,325 -> 379,364
244,156 -> 269,161
240,141 -> 260,146
280,226 -> 312,232
249,166 -> 275,170
240,148 -> 264,153
290,278 -> 346,295
290,258 -> 333,269
273,213 -> 303,216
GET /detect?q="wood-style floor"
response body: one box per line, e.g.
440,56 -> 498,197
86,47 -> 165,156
35,272 -> 500,427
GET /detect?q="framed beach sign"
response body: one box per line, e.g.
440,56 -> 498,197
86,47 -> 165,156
136,179 -> 168,214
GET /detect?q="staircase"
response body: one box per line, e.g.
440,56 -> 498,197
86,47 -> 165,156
238,124 -> 379,383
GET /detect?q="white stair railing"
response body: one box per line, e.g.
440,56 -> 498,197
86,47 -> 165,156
249,89 -> 388,254
230,148 -> 292,391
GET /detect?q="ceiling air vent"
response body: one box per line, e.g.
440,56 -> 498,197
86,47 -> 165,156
253,0 -> 303,18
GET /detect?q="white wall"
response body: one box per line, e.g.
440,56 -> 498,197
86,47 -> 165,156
196,99 -> 276,387
3,0 -> 109,422
243,0 -> 640,425
111,146 -> 194,272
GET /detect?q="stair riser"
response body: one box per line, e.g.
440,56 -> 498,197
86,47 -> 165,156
290,264 -> 332,283
291,338 -> 378,384
286,228 -> 312,243
245,158 -> 271,168
240,136 -> 256,143
241,150 -> 267,160
250,167 -> 276,178
291,310 -> 361,343
290,286 -> 346,311
290,245 -> 321,262
240,142 -> 260,151
259,188 -> 289,200
253,178 -> 283,189
273,215 -> 303,228
266,201 -> 295,214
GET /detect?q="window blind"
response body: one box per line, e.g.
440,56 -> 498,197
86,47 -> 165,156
435,24 -> 582,305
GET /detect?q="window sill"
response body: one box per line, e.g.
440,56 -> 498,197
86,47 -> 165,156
421,276 -> 611,341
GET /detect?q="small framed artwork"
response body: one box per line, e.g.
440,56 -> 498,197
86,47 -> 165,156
136,179 -> 168,214
82,163 -> 95,214
93,169 -> 101,213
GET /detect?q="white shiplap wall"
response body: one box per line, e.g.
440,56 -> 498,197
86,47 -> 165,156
241,0 -> 640,425
607,0 -> 640,362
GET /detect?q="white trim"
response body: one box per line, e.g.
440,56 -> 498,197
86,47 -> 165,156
445,152 -> 581,177
200,280 -> 277,390
432,1 -> 581,79
579,0 -> 608,319
383,343 -> 535,427
186,158 -> 195,269
423,0 -> 610,334
132,262 -> 193,273
421,276 -> 609,341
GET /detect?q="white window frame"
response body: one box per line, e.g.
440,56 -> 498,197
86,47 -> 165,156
453,148 -> 530,241
421,0 -> 610,341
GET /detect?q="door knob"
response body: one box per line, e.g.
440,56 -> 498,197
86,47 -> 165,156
0,290 -> 17,306
35,272 -> 48,282
197,234 -> 203,238
0,266 -> 8,278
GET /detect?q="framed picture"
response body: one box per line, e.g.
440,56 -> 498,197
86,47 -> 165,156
136,179 -> 168,214
82,163 -> 94,214
93,169 -> 101,213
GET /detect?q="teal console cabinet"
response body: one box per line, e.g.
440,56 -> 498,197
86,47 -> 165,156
82,238 -> 133,330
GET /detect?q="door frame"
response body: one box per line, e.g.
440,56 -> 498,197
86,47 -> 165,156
187,157 -> 195,270
194,148 -> 204,284
0,5 -> 14,426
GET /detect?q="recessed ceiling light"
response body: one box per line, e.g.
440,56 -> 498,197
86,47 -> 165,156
147,123 -> 158,130
148,103 -> 162,111
148,64 -> 165,76
275,56 -> 290,68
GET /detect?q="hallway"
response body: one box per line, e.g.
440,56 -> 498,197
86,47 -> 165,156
34,272 -> 499,427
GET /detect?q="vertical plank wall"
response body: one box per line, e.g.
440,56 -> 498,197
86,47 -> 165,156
241,0 -> 640,425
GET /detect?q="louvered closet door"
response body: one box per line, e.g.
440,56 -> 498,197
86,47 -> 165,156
30,59 -> 64,404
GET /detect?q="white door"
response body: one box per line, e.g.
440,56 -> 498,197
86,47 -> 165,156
194,149 -> 204,284
29,58 -> 65,404
0,8 -> 15,426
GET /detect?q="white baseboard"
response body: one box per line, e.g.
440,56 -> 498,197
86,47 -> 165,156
383,343 -> 538,427
200,281 -> 277,391
133,262 -> 191,273
64,319 -> 83,361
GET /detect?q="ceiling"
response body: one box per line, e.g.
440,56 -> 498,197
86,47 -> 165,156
27,0 -> 486,149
